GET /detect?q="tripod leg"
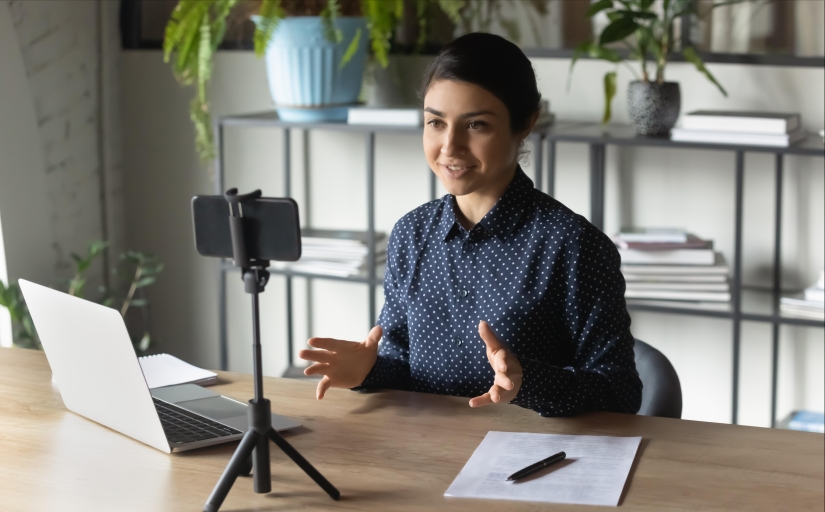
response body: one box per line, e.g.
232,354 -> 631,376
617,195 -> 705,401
239,454 -> 252,477
269,428 -> 340,500
203,430 -> 260,512
253,426 -> 271,493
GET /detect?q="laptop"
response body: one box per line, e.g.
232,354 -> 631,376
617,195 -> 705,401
19,279 -> 301,453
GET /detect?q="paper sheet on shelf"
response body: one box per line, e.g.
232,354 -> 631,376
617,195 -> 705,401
445,431 -> 641,506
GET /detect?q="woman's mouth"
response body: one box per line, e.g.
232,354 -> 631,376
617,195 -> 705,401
441,163 -> 476,179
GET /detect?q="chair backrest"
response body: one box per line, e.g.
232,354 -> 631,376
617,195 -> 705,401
634,339 -> 682,419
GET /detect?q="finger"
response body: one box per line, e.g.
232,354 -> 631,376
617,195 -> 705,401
478,320 -> 505,353
316,376 -> 331,400
364,325 -> 383,347
495,371 -> 514,391
307,337 -> 351,351
469,392 -> 494,408
489,384 -> 502,403
494,349 -> 508,373
298,349 -> 334,364
303,362 -> 330,376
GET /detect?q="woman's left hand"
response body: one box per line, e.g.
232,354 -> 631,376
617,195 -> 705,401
469,320 -> 523,407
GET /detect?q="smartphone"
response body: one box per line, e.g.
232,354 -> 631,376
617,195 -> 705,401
191,195 -> 301,262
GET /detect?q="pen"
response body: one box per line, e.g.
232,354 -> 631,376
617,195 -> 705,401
506,451 -> 566,481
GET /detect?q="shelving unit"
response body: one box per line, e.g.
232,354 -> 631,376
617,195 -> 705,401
215,112 -> 824,426
541,123 -> 825,426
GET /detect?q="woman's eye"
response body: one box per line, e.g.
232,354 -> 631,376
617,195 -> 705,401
427,119 -> 442,128
469,121 -> 485,129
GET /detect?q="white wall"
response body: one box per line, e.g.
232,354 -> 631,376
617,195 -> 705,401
120,49 -> 824,427
0,2 -> 56,347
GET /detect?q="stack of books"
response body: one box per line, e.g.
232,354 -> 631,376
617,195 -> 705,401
272,229 -> 387,278
671,111 -> 806,147
780,270 -> 824,320
616,228 -> 730,305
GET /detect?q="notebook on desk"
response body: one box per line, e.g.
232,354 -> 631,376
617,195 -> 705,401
138,353 -> 217,389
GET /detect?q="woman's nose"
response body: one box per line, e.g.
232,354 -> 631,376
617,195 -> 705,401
441,127 -> 466,156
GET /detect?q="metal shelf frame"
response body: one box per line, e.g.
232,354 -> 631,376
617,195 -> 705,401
215,113 -> 824,427
542,123 -> 824,426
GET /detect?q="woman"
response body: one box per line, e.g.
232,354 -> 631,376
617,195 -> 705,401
299,32 -> 642,417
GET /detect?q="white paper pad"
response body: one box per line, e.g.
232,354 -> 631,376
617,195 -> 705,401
445,431 -> 641,506
138,353 -> 217,389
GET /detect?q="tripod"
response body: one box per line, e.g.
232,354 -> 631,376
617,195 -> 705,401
203,189 -> 339,512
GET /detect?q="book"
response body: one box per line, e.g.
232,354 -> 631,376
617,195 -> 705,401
138,354 -> 217,389
618,227 -> 687,243
626,298 -> 730,311
623,273 -> 728,284
787,410 -> 825,433
781,295 -> 825,309
625,282 -> 729,292
670,127 -> 806,147
614,234 -> 711,251
682,111 -> 800,134
618,248 -> 716,265
780,305 -> 825,321
625,289 -> 731,302
804,285 -> 824,303
621,254 -> 729,275
347,107 -> 423,126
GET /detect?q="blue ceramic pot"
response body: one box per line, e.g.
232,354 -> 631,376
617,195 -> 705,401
264,17 -> 369,122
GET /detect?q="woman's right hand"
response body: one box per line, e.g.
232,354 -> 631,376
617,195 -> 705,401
298,326 -> 382,400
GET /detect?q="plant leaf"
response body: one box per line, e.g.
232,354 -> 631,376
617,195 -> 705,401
436,0 -> 466,25
567,40 -> 592,91
137,332 -> 152,353
599,17 -> 639,45
602,71 -> 617,124
683,47 -> 727,96
586,0 -> 614,18
252,0 -> 285,57
130,299 -> 149,308
320,0 -> 344,44
340,27 -> 362,69
615,9 -> 657,19
135,276 -> 157,289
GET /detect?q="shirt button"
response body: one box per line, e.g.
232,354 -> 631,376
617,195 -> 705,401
459,288 -> 469,297
455,337 -> 463,347
465,243 -> 474,252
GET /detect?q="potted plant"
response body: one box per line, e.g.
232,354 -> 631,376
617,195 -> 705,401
569,0 -> 729,135
164,0 -> 472,162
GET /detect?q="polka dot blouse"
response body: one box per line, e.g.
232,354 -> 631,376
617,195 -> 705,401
356,165 -> 642,417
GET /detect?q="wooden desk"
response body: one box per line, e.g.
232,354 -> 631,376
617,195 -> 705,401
0,347 -> 822,511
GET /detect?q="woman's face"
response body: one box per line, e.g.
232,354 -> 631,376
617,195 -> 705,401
423,79 -> 526,198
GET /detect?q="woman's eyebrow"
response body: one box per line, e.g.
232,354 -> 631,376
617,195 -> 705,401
424,107 -> 496,119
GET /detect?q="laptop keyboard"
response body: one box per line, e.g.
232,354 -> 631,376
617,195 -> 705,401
153,397 -> 242,446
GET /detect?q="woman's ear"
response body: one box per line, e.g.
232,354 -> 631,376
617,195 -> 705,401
517,110 -> 541,140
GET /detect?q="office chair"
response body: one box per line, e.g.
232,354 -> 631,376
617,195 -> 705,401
634,339 -> 682,419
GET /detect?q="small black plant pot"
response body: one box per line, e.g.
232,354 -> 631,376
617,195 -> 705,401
627,81 -> 681,136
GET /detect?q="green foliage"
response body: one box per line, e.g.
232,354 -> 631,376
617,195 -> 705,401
0,279 -> 39,350
569,0 -> 737,124
0,243 -> 164,356
68,241 -> 109,298
164,0 -> 421,165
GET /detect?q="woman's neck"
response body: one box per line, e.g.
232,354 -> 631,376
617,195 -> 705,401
454,163 -> 518,230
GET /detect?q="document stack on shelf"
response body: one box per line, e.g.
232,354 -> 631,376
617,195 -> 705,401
616,228 -> 730,307
671,111 -> 806,147
272,228 -> 387,278
780,270 -> 824,320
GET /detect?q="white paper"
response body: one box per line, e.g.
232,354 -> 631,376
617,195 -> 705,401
445,431 -> 641,507
138,353 -> 217,389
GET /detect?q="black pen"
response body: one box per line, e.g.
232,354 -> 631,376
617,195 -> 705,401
506,451 -> 566,481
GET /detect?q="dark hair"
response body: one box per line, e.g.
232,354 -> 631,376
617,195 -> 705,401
418,32 -> 542,135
